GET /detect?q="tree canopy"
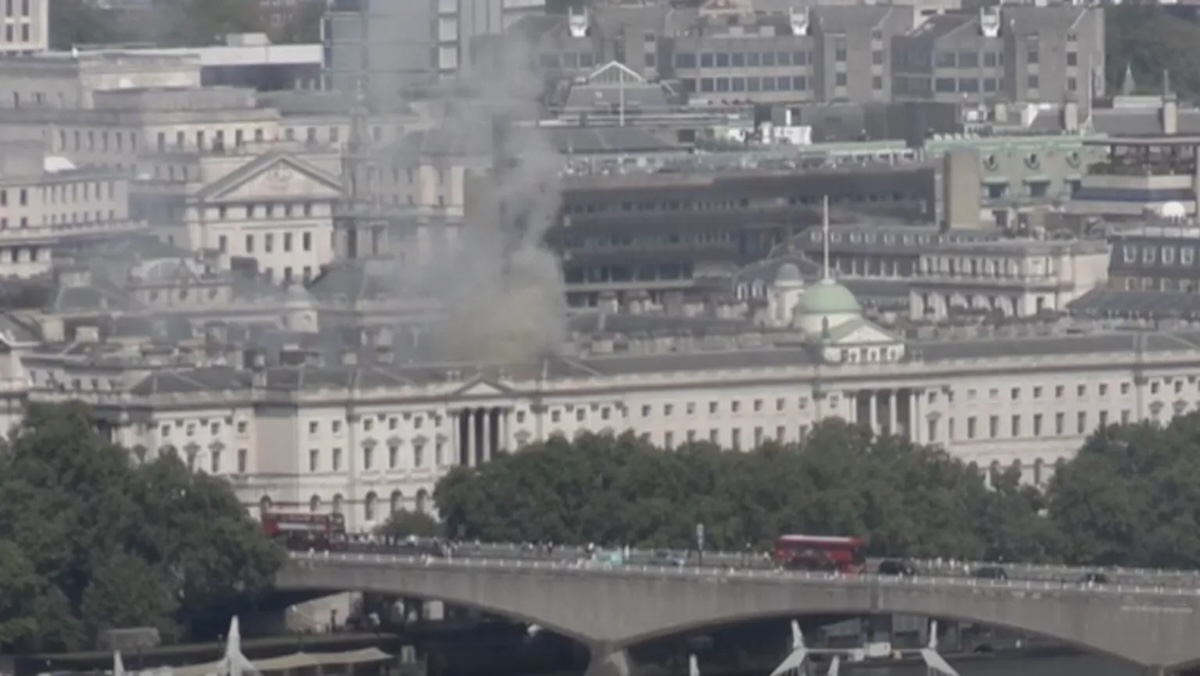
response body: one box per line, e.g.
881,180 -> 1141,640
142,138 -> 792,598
49,0 -> 321,49
0,403 -> 284,653
1104,4 -> 1200,99
435,415 -> 1200,569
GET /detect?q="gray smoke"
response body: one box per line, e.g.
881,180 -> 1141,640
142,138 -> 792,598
395,40 -> 567,364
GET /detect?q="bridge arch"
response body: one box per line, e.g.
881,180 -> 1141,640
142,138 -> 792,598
617,608 -> 1144,668
276,557 -> 1200,669
277,563 -> 595,645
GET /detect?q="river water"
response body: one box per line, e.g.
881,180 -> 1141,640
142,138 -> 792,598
839,654 -> 1139,676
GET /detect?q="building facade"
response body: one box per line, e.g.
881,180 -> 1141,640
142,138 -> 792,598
891,5 -> 1104,105
0,0 -> 47,55
0,141 -> 144,278
16,274 -> 1200,530
321,0 -> 545,100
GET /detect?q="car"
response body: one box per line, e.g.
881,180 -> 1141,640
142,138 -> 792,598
877,559 -> 919,576
973,565 -> 1008,580
1080,572 -> 1109,585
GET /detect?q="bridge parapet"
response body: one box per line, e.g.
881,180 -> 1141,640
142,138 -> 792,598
277,552 -> 1200,671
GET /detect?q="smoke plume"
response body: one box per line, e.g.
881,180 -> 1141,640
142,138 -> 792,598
396,39 -> 567,364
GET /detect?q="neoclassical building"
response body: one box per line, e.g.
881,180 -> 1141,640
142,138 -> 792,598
10,267 -> 1200,532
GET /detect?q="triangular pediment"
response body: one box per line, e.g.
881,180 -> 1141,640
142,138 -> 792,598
451,378 -> 513,399
587,61 -> 645,85
198,154 -> 342,202
832,321 -> 898,346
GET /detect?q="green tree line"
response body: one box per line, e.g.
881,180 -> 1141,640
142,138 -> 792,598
49,0 -> 321,50
0,403 -> 284,654
434,415 -> 1200,569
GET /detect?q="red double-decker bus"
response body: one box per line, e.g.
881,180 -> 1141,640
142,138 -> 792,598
262,512 -> 348,551
773,534 -> 867,574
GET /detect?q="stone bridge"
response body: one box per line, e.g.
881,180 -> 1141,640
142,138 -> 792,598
276,553 -> 1200,676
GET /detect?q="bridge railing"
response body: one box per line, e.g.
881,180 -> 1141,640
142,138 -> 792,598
369,541 -> 1200,582
287,551 -> 1200,600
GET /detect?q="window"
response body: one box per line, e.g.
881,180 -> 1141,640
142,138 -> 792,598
210,451 -> 221,473
1076,412 -> 1086,434
1033,414 -> 1043,436
1011,415 -> 1020,437
332,448 -> 343,471
237,449 -> 247,473
1055,412 -> 1065,435
363,446 -> 373,470
989,415 -> 999,438
309,449 -> 319,471
967,416 -> 977,439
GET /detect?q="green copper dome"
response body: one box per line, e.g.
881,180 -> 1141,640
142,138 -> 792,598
797,280 -> 861,315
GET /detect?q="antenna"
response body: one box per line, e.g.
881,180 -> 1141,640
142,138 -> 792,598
618,65 -> 626,127
821,195 -> 831,281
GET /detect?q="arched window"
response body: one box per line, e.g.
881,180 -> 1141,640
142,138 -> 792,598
415,489 -> 429,514
332,493 -> 344,515
390,490 -> 404,515
364,491 -> 378,521
309,495 -> 322,512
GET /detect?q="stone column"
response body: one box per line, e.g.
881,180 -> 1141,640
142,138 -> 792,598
489,408 -> 500,460
474,409 -> 486,466
450,411 -> 461,466
500,408 -> 511,452
887,390 -> 898,437
910,390 -> 922,444
462,410 -> 474,467
584,645 -> 631,676
868,391 -> 879,434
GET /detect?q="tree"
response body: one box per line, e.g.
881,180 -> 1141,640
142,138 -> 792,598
152,0 -> 267,46
0,403 -> 284,653
271,0 -> 325,44
432,423 -> 1052,560
376,510 -> 443,539
48,0 -> 131,49
1046,414 -> 1200,569
1105,4 -> 1200,99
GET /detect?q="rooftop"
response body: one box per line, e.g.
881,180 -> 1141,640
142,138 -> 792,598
84,328 -> 1200,397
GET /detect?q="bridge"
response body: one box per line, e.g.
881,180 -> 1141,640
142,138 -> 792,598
380,542 -> 1200,586
278,552 -> 1200,676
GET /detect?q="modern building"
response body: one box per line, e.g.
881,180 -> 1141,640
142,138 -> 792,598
1066,133 -> 1200,222
0,0 -> 48,55
667,4 -> 917,104
321,0 -> 545,101
543,151 -> 954,307
891,5 -> 1105,105
494,1 -> 1103,106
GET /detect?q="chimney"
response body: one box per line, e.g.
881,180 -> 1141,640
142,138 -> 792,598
1162,95 -> 1178,136
1062,101 -> 1079,134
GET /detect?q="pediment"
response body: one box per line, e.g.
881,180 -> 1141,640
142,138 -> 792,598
451,378 -> 513,399
831,321 -> 899,347
199,155 -> 342,203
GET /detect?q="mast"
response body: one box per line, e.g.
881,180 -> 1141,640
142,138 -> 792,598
821,195 -> 831,281
341,7 -> 370,206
